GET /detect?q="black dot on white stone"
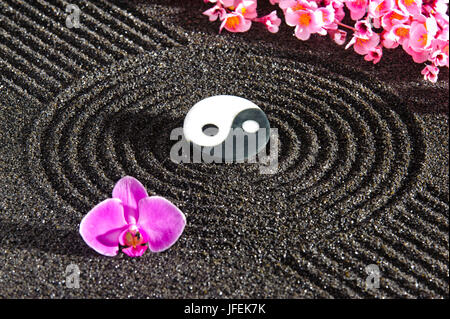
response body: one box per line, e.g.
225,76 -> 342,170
202,124 -> 219,137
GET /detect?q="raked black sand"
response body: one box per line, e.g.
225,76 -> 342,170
0,0 -> 448,298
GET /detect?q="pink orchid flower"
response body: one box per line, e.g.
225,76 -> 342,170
79,176 -> 186,257
346,33 -> 380,55
256,11 -> 282,33
421,64 -> 439,82
285,8 -> 322,40
364,45 -> 383,63
345,0 -> 368,21
220,12 -> 252,32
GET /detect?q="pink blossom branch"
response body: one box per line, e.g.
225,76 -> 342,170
202,0 -> 449,83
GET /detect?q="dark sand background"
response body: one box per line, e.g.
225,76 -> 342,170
0,0 -> 448,298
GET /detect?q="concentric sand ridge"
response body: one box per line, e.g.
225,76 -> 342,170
0,0 -> 187,103
25,46 -> 425,241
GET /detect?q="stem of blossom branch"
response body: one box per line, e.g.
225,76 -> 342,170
336,21 -> 356,32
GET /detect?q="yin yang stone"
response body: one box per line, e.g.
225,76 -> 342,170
183,95 -> 270,162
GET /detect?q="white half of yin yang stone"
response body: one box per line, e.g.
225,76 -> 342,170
183,95 -> 261,147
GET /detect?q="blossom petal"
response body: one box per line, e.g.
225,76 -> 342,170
137,196 -> 186,252
220,13 -> 252,33
112,176 -> 148,224
79,198 -> 128,256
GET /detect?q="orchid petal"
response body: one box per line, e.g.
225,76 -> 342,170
112,176 -> 148,225
137,196 -> 186,252
79,198 -> 128,256
122,245 -> 148,257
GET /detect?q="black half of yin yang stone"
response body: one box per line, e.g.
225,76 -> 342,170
193,108 -> 270,162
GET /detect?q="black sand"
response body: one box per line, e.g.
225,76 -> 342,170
0,0 -> 448,298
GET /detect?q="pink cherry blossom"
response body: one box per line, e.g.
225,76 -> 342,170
203,5 -> 227,21
431,39 -> 449,66
368,0 -> 394,18
382,30 -> 399,48
329,0 -> 346,21
202,0 -> 449,82
346,33 -> 380,55
431,50 -> 449,66
345,0 -> 368,21
421,64 -> 439,82
285,8 -> 322,40
409,21 -> 433,52
404,40 -> 431,62
387,24 -> 411,45
235,0 -> 258,20
329,29 -> 348,45
220,12 -> 252,32
318,5 -> 336,28
355,20 -> 374,39
381,9 -> 409,30
279,0 -> 318,12
79,176 -> 186,257
364,46 -> 383,63
398,0 -> 423,17
256,11 -> 282,33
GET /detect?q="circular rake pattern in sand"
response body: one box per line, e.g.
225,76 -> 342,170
25,46 -> 425,240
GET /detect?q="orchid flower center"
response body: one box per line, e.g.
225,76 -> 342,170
124,226 -> 145,249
